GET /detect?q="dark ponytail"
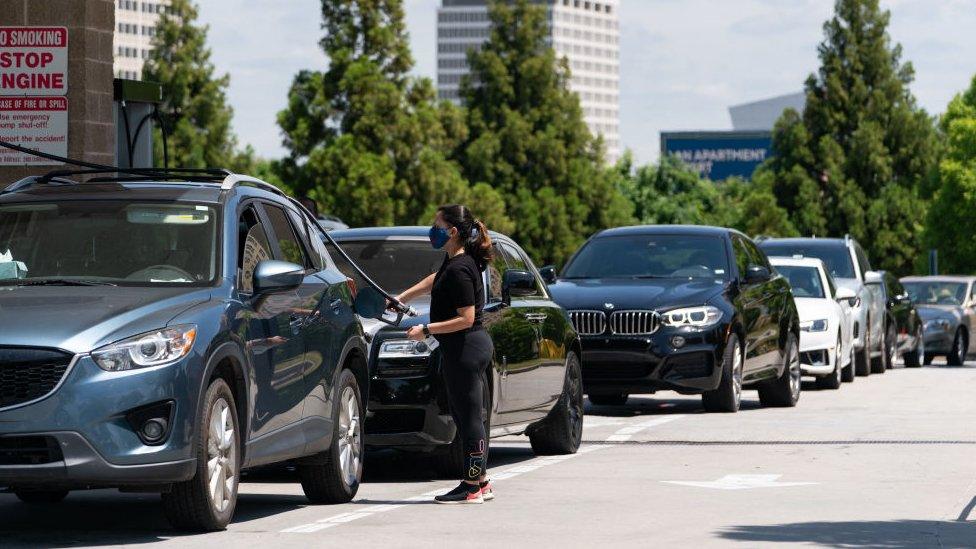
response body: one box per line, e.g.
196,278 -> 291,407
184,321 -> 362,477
437,204 -> 493,271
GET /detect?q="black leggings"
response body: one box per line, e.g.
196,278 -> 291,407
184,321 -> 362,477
439,329 -> 494,482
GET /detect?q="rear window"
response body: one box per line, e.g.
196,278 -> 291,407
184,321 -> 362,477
759,243 -> 855,279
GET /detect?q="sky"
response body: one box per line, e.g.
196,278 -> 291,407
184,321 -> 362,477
197,0 -> 976,166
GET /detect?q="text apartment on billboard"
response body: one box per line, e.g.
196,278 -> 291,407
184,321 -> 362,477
660,131 -> 773,181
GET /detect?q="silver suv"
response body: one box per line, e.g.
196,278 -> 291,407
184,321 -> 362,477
758,236 -> 887,377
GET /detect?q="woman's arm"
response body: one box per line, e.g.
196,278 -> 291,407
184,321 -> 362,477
396,273 -> 435,304
407,305 -> 474,340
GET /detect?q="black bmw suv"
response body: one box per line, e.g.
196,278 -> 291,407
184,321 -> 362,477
547,225 -> 800,413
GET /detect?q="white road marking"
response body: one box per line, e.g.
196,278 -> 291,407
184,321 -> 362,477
661,474 -> 818,490
605,415 -> 685,442
281,412 -> 687,534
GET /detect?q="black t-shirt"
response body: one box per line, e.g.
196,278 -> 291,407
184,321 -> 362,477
430,253 -> 484,339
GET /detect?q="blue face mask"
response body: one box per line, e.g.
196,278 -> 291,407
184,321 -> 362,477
429,225 -> 451,249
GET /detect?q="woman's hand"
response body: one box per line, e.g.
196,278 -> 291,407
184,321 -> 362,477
405,325 -> 425,341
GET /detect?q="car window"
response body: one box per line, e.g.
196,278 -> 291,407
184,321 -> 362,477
854,244 -> 870,279
262,204 -> 310,268
238,206 -> 274,294
825,270 -> 838,298
486,243 -> 509,303
759,242 -> 857,279
775,265 -> 825,298
743,237 -> 769,269
731,235 -> 751,279
562,234 -> 729,281
287,209 -> 330,271
886,275 -> 905,298
333,239 -> 445,295
499,242 -> 544,298
903,281 -> 968,306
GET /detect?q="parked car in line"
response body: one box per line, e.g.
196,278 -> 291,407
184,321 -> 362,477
769,257 -> 857,388
900,276 -> 975,365
873,271 -> 924,368
757,236 -> 887,375
329,227 -> 583,474
546,225 -> 801,413
0,169 -> 390,531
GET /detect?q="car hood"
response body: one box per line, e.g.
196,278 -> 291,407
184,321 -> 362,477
549,278 -> 728,311
793,297 -> 837,323
0,285 -> 212,354
916,305 -> 960,322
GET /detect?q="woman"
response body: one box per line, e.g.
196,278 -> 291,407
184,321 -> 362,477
395,204 -> 495,504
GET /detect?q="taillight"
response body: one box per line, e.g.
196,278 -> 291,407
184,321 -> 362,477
345,277 -> 358,298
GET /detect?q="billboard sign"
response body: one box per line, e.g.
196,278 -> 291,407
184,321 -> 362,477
661,131 -> 772,180
0,96 -> 67,165
0,27 -> 69,96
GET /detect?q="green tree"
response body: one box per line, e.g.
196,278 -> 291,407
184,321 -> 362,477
758,0 -> 937,273
924,75 -> 976,273
277,0 -> 511,230
143,0 -> 246,169
455,0 -> 632,265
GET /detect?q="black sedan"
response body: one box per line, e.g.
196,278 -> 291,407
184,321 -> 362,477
871,271 -> 924,368
547,225 -> 801,413
329,227 -> 583,474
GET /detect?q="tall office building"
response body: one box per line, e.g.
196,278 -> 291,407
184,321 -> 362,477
113,0 -> 170,80
437,0 -> 620,162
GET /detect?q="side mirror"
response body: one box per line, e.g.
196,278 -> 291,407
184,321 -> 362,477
502,269 -> 537,302
539,265 -> 557,285
353,286 -> 386,319
744,264 -> 771,284
835,286 -> 858,306
864,271 -> 883,285
253,260 -> 304,294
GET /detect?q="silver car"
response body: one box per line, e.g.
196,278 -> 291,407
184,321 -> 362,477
900,276 -> 974,365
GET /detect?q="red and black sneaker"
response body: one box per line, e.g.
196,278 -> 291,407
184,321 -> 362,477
434,482 -> 483,504
480,479 -> 494,501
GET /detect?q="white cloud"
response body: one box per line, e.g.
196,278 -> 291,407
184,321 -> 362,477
196,0 -> 976,165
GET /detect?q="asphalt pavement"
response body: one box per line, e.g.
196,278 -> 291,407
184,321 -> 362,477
3,359 -> 976,548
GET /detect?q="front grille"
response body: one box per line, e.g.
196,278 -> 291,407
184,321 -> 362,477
0,347 -> 73,410
610,310 -> 660,335
583,363 -> 652,380
665,352 -> 713,378
0,436 -> 64,465
367,409 -> 426,434
569,310 -> 607,335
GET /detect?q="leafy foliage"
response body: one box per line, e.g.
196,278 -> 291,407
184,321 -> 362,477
454,0 -> 632,265
143,0 -> 248,170
924,74 -> 976,273
756,0 -> 938,274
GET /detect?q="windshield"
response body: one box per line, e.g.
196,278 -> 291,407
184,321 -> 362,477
332,239 -> 446,295
775,265 -> 825,299
562,235 -> 729,280
759,243 -> 855,279
902,281 -> 967,306
0,201 -> 218,286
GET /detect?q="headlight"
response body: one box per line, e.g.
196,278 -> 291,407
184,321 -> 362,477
93,324 -> 197,372
800,319 -> 829,332
378,339 -> 432,359
924,319 -> 951,332
660,306 -> 722,328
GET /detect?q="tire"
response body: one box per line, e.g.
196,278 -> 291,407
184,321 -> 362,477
529,352 -> 584,455
702,335 -> 742,412
816,336 -> 843,390
758,333 -> 801,407
298,368 -> 363,503
588,393 -> 628,406
904,327 -> 924,368
841,344 -> 856,383
162,378 -> 240,532
433,433 -> 465,479
14,490 -> 69,504
947,329 -> 967,366
923,354 -> 934,366
855,321 -> 872,377
870,324 -> 890,374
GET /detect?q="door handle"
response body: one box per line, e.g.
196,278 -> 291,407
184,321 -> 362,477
523,312 -> 547,323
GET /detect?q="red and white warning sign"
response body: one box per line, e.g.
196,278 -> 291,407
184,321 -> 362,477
0,96 -> 68,165
0,27 -> 68,96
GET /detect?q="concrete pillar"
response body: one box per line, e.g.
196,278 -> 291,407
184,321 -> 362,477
0,0 -> 115,183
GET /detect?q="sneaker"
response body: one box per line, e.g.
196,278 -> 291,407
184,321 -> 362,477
434,482 -> 483,504
480,479 -> 494,501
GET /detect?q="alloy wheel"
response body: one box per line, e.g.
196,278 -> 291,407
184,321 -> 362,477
207,398 -> 237,514
834,338 -> 843,384
567,359 -> 584,446
788,343 -> 801,399
917,329 -> 925,365
888,329 -> 897,368
732,341 -> 743,409
337,386 -> 362,487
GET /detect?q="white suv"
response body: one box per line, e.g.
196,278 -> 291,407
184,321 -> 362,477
758,236 -> 887,376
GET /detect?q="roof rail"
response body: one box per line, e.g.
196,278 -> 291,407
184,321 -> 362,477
219,173 -> 286,197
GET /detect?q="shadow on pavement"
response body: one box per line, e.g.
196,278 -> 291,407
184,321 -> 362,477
584,394 -> 763,417
718,519 -> 976,548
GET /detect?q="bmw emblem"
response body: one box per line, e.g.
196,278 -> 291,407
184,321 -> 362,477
604,303 -> 615,310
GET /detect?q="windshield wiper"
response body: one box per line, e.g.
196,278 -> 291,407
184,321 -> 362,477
3,279 -> 118,287
632,275 -> 670,279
